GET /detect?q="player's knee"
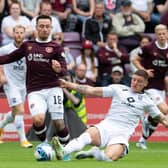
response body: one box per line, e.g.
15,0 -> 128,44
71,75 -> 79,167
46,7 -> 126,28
54,119 -> 65,131
32,114 -> 45,127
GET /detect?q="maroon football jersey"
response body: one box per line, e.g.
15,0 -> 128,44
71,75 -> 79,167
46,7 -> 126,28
97,46 -> 129,76
0,40 -> 67,93
139,41 -> 168,90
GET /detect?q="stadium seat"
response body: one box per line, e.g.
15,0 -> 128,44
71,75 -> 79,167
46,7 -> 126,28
63,32 -> 82,58
142,33 -> 155,41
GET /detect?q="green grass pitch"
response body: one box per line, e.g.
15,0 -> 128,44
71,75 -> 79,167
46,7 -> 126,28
0,141 -> 168,168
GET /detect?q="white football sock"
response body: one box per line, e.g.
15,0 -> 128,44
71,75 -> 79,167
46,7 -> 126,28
0,111 -> 14,128
92,149 -> 112,161
64,132 -> 91,155
139,136 -> 146,143
14,115 -> 26,142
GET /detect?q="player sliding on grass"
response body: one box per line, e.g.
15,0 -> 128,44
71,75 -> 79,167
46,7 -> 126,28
51,70 -> 168,161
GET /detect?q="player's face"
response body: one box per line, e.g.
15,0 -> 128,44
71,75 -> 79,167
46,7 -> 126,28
130,74 -> 148,93
36,18 -> 52,41
13,27 -> 25,44
155,29 -> 168,44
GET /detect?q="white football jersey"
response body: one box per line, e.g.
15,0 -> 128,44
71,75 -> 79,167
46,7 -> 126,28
0,43 -> 26,88
102,84 -> 161,135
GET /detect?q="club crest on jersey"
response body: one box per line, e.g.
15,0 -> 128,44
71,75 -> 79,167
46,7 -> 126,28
138,95 -> 143,100
105,52 -> 109,56
153,52 -> 157,56
28,45 -> 32,50
45,47 -> 53,53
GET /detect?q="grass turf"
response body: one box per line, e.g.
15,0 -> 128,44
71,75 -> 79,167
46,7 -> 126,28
0,141 -> 168,168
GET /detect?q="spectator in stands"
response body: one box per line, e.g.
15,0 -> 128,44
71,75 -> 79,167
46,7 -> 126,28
160,4 -> 168,27
113,0 -> 145,51
97,32 -> 129,86
129,35 -> 152,76
150,0 -> 168,32
101,0 -> 123,18
129,0 -> 154,33
19,0 -> 40,19
132,24 -> 168,150
52,32 -> 75,73
0,0 -> 11,29
73,63 -> 94,86
82,1 -> 112,52
1,1 -> 33,46
72,0 -> 95,33
50,0 -> 77,32
63,65 -> 90,125
31,1 -> 62,39
109,65 -> 129,85
76,40 -> 98,83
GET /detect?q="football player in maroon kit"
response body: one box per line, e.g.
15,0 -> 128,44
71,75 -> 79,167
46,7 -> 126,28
132,24 -> 168,149
0,15 -> 70,145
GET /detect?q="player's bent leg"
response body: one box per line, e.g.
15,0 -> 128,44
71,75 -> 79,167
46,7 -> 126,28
104,144 -> 126,161
33,114 -> 47,142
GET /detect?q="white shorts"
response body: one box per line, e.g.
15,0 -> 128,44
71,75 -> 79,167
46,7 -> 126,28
95,119 -> 129,157
145,89 -> 166,105
3,84 -> 26,107
27,87 -> 64,120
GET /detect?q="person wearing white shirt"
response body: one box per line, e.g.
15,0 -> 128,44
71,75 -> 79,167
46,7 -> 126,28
51,69 -> 168,161
1,1 -> 33,46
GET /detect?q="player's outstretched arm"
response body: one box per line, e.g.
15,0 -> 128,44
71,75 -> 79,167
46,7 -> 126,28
59,79 -> 103,97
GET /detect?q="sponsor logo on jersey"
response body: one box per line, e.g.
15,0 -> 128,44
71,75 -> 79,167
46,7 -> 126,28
105,52 -> 109,56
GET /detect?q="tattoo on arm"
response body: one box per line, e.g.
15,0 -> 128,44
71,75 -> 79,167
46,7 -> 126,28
76,85 -> 88,94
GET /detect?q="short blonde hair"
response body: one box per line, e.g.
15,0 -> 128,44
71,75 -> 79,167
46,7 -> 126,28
155,24 -> 167,33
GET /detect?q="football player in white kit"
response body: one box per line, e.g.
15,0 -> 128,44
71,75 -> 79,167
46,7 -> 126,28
0,25 -> 32,148
51,70 -> 168,161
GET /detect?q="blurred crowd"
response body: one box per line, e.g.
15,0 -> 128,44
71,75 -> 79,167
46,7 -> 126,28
0,0 -> 167,88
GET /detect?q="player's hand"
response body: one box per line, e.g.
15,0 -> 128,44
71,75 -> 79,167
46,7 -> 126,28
146,69 -> 154,78
59,79 -> 68,88
51,60 -> 61,73
0,75 -> 7,86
